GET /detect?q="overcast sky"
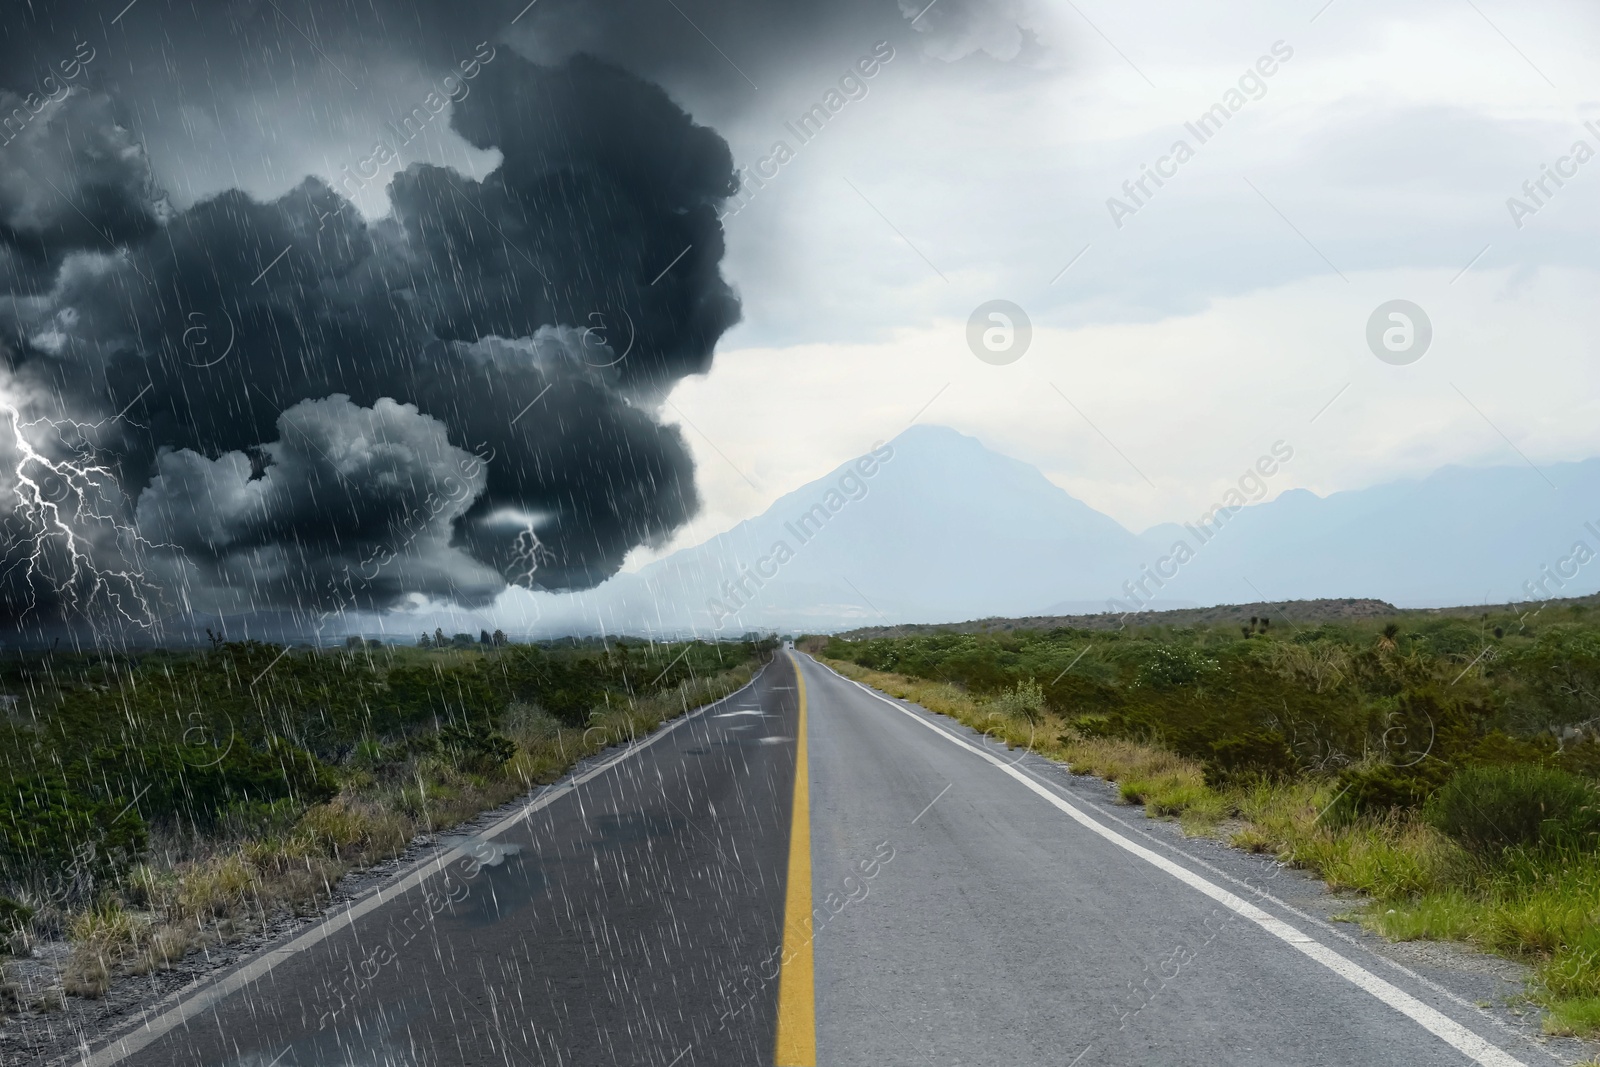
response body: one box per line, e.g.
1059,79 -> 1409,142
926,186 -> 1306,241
639,0 -> 1600,565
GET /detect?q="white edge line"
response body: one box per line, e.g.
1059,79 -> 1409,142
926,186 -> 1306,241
807,657 -> 1527,1067
69,660 -> 773,1067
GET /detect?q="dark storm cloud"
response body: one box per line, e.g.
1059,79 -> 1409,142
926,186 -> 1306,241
503,1 -> 902,103
0,1 -> 901,133
505,0 -> 1043,113
134,394 -> 500,613
0,52 -> 727,624
411,53 -> 740,393
0,0 -> 1028,207
0,86 -> 161,237
408,331 -> 701,591
0,85 -> 165,292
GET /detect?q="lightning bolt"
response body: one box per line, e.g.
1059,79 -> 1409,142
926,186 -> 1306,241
1,397 -> 163,627
505,524 -> 551,590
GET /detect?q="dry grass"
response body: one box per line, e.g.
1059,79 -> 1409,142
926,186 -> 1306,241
294,798 -> 412,863
129,922 -> 200,976
62,905 -> 148,997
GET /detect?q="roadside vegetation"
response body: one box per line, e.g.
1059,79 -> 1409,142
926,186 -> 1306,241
808,606 -> 1600,1035
0,634 -> 774,1010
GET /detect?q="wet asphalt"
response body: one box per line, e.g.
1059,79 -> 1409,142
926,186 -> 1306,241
84,658 -> 797,1067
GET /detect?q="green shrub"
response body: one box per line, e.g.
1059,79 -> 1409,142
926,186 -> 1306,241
1133,645 -> 1218,689
1333,761 -> 1446,819
348,738 -> 388,770
383,731 -> 442,763
990,679 -> 1046,724
80,737 -> 338,828
1067,715 -> 1115,739
1558,738 -> 1600,779
439,722 -> 517,773
1203,730 -> 1299,787
216,797 -> 305,840
1425,764 -> 1600,857
1468,731 -> 1554,768
0,775 -> 149,892
503,701 -> 562,743
0,895 -> 34,936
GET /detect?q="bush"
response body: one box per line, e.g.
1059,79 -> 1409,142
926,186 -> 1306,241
63,903 -> 146,997
296,800 -> 410,862
1133,645 -> 1218,689
80,736 -> 339,828
173,853 -> 258,921
0,895 -> 33,937
438,722 -> 517,773
1067,715 -> 1115,739
1332,761 -> 1446,819
503,701 -> 562,744
0,775 -> 149,893
1203,730 -> 1299,787
1425,764 -> 1600,857
990,679 -> 1046,724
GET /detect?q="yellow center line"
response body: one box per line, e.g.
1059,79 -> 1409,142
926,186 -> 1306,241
774,654 -> 816,1065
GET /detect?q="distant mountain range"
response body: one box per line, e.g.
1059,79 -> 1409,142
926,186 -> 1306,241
506,425 -> 1600,637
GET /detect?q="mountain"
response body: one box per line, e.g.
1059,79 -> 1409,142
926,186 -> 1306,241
504,426 -> 1600,637
516,425 -> 1146,636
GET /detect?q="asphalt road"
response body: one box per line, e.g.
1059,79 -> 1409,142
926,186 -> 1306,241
67,649 -> 1556,1067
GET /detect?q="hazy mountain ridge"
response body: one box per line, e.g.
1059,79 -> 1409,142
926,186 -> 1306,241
497,426 -> 1600,637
